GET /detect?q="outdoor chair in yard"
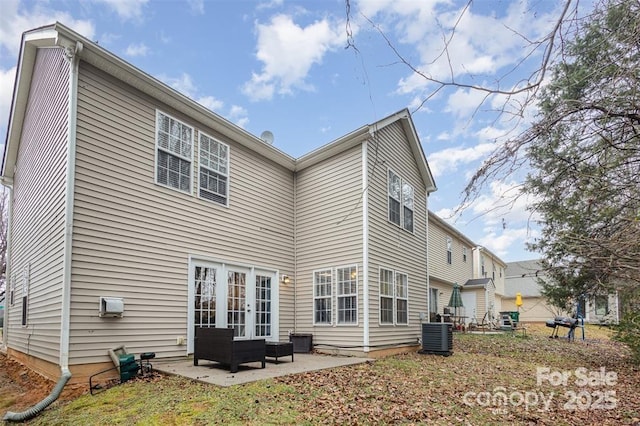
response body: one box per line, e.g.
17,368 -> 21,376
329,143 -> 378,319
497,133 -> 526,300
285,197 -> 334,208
193,327 -> 266,373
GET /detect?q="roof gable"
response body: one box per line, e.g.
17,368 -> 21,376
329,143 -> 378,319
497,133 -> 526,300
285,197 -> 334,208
463,278 -> 495,289
2,23 -> 437,196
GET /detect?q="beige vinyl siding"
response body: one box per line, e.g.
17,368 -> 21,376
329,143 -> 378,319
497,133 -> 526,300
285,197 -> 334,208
367,122 -> 427,348
294,144 -> 363,347
70,63 -> 294,365
502,297 -> 557,322
7,48 -> 69,363
428,218 -> 474,286
429,280 -> 452,317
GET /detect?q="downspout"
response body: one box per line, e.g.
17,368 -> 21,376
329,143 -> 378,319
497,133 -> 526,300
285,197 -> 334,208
60,40 -> 82,378
2,181 -> 13,350
426,200 -> 430,322
293,171 -> 297,332
3,40 -> 81,423
362,140 -> 369,352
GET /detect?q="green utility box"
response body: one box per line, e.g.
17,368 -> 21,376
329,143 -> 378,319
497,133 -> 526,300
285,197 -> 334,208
118,354 -> 139,382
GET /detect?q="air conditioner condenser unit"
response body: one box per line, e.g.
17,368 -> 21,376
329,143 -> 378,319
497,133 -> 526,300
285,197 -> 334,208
419,323 -> 453,356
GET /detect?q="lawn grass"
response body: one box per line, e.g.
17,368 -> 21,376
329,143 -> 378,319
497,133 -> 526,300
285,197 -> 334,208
29,323 -> 639,425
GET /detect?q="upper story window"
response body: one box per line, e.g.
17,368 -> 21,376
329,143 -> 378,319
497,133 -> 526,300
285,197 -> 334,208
156,111 -> 193,193
388,169 -> 414,233
199,132 -> 229,206
481,256 -> 486,277
462,246 -> 467,262
446,237 -> 452,265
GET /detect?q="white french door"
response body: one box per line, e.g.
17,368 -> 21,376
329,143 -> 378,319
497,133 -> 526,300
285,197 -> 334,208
226,267 -> 249,339
188,259 -> 278,352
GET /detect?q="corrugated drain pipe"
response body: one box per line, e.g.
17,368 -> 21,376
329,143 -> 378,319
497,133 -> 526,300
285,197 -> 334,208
3,369 -> 72,422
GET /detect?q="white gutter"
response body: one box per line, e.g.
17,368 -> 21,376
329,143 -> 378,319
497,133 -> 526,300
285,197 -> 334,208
2,181 -> 13,349
59,41 -> 82,373
362,140 -> 369,351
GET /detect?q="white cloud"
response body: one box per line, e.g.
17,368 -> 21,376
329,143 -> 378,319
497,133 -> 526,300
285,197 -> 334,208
98,32 -> 121,46
369,1 -> 564,96
196,96 -> 224,112
158,73 -> 224,112
187,0 -> 205,15
156,72 -> 249,127
478,226 -> 537,258
228,105 -> 249,128
427,142 -> 495,178
125,42 -> 149,57
445,87 -> 492,119
436,131 -> 451,141
242,14 -> 344,101
95,0 -> 149,21
0,0 -> 95,57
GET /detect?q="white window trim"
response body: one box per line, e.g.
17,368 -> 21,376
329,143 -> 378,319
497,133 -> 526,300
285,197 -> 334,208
336,265 -> 358,326
446,237 -> 453,265
462,246 -> 467,263
386,167 -> 415,234
401,180 -> 414,233
379,267 -> 394,325
395,272 -> 409,325
387,169 -> 401,227
313,268 -> 333,326
378,266 -> 410,326
186,255 -> 280,353
197,131 -> 230,207
154,110 -> 194,194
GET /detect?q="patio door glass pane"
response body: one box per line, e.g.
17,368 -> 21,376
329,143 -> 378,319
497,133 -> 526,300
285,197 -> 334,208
255,274 -> 272,337
194,266 -> 216,328
227,270 -> 247,338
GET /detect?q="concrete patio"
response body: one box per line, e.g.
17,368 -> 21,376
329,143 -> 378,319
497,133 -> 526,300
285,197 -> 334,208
153,353 -> 373,387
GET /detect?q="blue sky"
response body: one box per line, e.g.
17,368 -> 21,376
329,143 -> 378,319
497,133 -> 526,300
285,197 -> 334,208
0,0 -> 574,262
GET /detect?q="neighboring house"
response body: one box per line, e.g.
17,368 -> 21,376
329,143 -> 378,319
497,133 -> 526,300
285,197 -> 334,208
427,212 -> 506,325
504,260 -> 620,324
1,23 -> 436,383
503,260 -> 558,322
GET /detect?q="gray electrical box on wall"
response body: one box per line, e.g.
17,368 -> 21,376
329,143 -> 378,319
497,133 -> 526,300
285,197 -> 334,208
99,297 -> 124,318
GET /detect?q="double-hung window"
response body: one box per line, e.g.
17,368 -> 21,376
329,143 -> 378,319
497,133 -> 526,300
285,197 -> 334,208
314,267 -> 358,325
314,270 -> 333,325
199,132 -> 229,206
395,273 -> 408,324
379,268 -> 409,325
462,246 -> 467,263
156,111 -> 193,193
387,169 -> 414,232
379,269 -> 394,324
337,266 -> 357,324
388,171 -> 401,226
446,237 -> 453,265
402,182 -> 414,232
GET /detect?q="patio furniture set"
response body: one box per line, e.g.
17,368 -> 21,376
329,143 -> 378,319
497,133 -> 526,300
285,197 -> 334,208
193,327 -> 297,373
